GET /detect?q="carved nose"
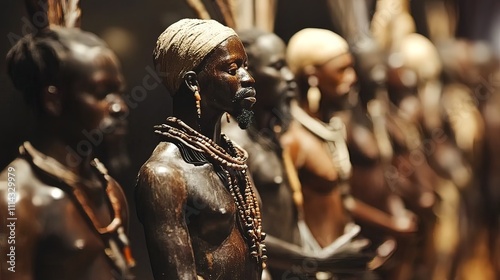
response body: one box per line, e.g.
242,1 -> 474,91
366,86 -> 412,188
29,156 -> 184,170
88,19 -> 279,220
240,68 -> 255,87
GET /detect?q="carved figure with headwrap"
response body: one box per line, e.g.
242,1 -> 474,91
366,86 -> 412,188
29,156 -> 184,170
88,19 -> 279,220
135,18 -> 266,280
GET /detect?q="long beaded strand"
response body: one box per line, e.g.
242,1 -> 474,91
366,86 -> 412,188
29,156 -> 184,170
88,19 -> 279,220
155,117 -> 267,267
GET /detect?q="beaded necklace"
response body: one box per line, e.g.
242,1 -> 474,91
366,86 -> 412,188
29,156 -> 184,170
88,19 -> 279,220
154,117 -> 267,268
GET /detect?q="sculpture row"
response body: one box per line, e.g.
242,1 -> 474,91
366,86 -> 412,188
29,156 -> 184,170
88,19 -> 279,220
0,2 -> 497,280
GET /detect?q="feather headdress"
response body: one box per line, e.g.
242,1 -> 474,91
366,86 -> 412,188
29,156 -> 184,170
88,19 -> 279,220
25,0 -> 81,30
185,0 -> 237,29
185,0 -> 275,31
214,0 -> 236,29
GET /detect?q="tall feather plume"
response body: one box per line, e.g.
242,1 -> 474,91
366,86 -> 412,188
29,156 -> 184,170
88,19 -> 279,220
25,0 -> 81,30
255,0 -> 275,32
61,0 -> 81,28
184,0 -> 236,29
186,0 -> 211,20
213,0 -> 236,29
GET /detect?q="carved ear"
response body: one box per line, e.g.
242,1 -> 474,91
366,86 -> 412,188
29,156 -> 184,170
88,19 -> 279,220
183,71 -> 200,92
42,85 -> 63,116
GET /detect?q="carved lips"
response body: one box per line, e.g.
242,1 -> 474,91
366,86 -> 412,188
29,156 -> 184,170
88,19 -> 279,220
237,88 -> 257,110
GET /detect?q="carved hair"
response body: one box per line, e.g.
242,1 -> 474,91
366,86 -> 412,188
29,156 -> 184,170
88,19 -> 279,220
7,0 -> 104,113
6,28 -> 106,112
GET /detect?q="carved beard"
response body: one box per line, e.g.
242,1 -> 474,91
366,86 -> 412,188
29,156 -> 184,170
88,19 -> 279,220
232,88 -> 256,129
235,109 -> 254,129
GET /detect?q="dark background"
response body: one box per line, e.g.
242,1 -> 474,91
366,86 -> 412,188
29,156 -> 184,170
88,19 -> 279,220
0,0 -> 498,279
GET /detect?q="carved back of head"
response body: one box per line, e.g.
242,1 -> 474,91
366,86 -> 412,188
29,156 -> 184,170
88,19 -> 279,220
286,28 -> 349,78
6,26 -> 107,113
7,0 -> 110,114
391,33 -> 442,82
237,28 -> 269,67
153,18 -> 237,95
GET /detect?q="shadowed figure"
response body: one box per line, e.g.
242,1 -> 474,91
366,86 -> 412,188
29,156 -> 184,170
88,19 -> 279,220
0,26 -> 134,279
224,29 -> 299,247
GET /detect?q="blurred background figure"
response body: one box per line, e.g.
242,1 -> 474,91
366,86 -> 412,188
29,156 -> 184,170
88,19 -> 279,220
439,39 -> 500,280
286,27 -> 427,280
384,32 -> 465,280
0,0 -> 135,279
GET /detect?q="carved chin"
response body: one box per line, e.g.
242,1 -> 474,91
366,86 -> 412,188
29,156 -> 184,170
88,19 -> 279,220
235,109 -> 254,129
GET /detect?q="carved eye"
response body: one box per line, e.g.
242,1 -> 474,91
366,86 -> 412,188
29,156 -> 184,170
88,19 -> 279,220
228,63 -> 238,75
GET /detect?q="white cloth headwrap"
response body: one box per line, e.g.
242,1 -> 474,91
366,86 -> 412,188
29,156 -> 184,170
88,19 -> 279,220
154,18 -> 237,94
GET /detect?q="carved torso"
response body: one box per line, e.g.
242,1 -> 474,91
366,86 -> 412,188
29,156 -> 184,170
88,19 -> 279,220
281,116 -> 350,248
136,142 -> 261,280
0,157 -> 129,280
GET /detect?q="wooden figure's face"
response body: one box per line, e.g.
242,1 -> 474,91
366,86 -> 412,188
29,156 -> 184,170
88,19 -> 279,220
315,52 -> 357,101
247,33 -> 295,111
197,36 -> 256,128
62,44 -> 128,143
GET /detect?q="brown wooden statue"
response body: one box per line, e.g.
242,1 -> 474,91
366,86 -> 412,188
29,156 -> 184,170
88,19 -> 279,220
284,28 -> 357,249
0,2 -> 134,279
135,19 -> 266,280
286,28 -> 423,280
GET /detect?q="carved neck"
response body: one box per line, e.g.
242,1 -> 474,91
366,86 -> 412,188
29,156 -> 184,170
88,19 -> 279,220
172,91 -> 223,145
250,107 -> 284,144
30,122 -> 94,179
